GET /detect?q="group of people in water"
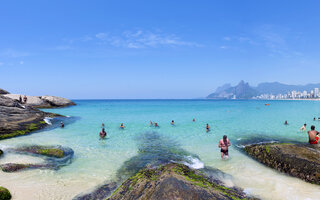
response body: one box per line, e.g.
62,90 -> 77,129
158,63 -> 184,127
285,118 -> 320,144
97,118 -> 231,159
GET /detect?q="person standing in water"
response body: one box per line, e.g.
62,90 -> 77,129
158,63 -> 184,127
219,135 -> 231,159
120,123 -> 125,129
60,122 -> 64,128
300,123 -> 307,131
99,128 -> 107,139
193,118 -> 196,122
102,123 -> 105,128
171,120 -> 175,125
206,124 -> 210,132
284,120 -> 288,125
154,122 -> 159,127
307,125 -> 319,144
150,121 -> 153,126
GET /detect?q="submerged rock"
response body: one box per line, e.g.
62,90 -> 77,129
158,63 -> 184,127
0,186 -> 11,200
1,145 -> 74,173
244,143 -> 320,185
14,145 -> 66,158
3,94 -> 75,108
73,182 -> 118,200
108,163 -> 258,200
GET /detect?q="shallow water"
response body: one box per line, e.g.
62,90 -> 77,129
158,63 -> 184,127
1,100 -> 320,200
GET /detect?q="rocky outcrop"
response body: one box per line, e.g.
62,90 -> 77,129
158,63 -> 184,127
107,163 -> 258,200
244,143 -> 320,185
3,94 -> 75,108
0,149 -> 2,157
0,186 -> 11,200
1,145 -> 74,173
0,95 -> 60,140
0,88 -> 9,95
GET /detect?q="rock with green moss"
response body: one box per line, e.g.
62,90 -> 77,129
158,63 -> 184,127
0,163 -> 52,173
244,143 -> 320,185
0,186 -> 11,200
14,145 -> 65,158
107,163 -> 258,200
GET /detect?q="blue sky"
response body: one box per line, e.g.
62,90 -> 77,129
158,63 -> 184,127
1,0 -> 320,99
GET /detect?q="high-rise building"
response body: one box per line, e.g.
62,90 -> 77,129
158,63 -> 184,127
315,88 -> 319,97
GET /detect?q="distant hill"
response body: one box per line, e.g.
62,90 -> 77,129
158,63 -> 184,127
207,81 -> 320,99
207,80 -> 258,99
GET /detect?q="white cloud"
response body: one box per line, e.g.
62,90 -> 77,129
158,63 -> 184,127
0,49 -> 29,58
95,30 -> 201,49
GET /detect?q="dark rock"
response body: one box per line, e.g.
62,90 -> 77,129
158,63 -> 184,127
0,95 -> 61,140
0,149 -> 3,157
73,182 -> 118,200
0,88 -> 9,95
0,163 -> 53,173
0,186 -> 11,200
1,145 -> 74,173
108,163 -> 258,200
244,143 -> 320,185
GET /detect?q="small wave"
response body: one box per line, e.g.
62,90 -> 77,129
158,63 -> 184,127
44,117 -> 53,125
66,115 -> 71,118
183,156 -> 204,169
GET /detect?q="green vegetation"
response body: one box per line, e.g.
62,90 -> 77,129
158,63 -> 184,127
36,148 -> 64,158
0,121 -> 46,140
265,145 -> 270,153
0,187 -> 11,200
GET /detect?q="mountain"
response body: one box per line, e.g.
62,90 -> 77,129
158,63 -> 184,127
207,80 -> 258,99
207,81 -> 320,99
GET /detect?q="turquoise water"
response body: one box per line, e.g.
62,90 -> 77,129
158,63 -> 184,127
1,100 -> 320,200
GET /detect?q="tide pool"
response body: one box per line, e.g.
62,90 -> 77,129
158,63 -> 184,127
1,100 -> 320,200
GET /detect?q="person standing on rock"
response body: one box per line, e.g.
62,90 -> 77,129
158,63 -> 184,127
19,95 -> 22,103
219,135 -> 231,159
308,125 -> 319,144
23,95 -> 27,104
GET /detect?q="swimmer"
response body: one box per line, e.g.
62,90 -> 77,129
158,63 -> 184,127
60,122 -> 64,128
102,123 -> 105,127
171,120 -> 174,125
120,123 -> 125,129
206,123 -> 210,132
99,128 -> 107,139
155,122 -> 159,127
193,118 -> 196,122
318,117 -> 320,121
307,125 -> 319,144
314,117 -> 316,121
300,123 -> 307,131
284,120 -> 288,125
150,121 -> 153,126
219,135 -> 231,159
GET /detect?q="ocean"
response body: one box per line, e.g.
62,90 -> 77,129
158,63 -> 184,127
1,100 -> 320,200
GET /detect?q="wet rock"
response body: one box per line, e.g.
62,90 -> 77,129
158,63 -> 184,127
108,163 -> 258,200
0,186 -> 11,200
244,143 -> 320,185
0,149 -> 3,157
0,163 -> 53,173
1,145 -> 74,173
0,95 -> 61,140
73,182 -> 118,200
14,145 -> 66,158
